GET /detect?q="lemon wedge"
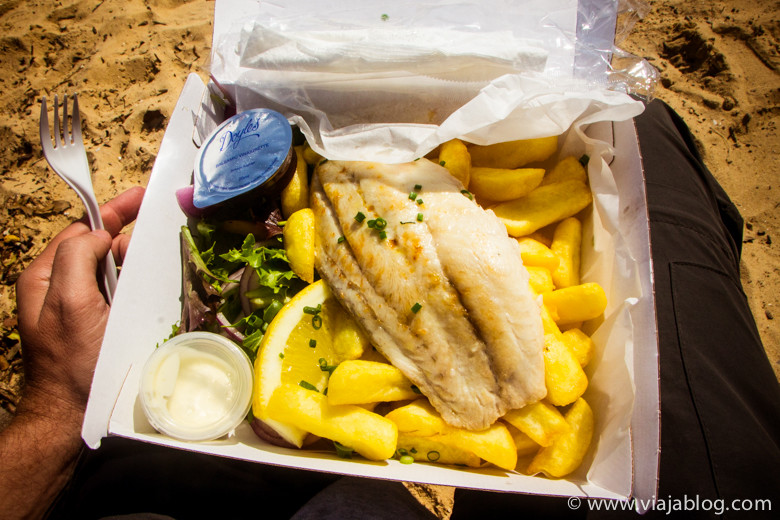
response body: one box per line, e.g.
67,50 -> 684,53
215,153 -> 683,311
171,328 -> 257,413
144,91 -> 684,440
253,279 -> 365,447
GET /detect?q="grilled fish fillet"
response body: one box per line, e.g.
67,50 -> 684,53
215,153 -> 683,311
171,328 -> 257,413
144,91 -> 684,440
311,159 -> 545,430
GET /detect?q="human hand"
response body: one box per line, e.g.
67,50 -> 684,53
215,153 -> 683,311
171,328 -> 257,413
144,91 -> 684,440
15,187 -> 145,417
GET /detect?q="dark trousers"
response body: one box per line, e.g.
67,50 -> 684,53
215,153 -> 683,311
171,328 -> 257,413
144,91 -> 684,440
51,101 -> 780,519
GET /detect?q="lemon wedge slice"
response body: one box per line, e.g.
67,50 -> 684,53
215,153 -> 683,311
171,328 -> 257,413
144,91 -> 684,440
253,279 -> 365,447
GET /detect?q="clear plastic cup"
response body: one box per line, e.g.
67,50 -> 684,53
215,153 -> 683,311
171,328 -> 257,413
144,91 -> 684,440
139,332 -> 254,442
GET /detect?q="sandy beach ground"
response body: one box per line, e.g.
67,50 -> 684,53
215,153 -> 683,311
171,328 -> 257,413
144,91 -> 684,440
0,1 -> 777,517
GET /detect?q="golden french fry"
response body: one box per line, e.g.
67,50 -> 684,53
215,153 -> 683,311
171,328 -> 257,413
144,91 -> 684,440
267,383 -> 398,461
332,310 -> 369,361
527,266 -> 555,294
528,398 -> 594,478
468,167 -> 545,202
442,423 -> 517,471
493,180 -> 593,237
551,217 -> 582,289
327,360 -> 419,405
469,135 -> 558,169
386,400 -> 518,471
540,304 -> 562,336
562,328 -> 595,367
283,208 -> 315,283
541,156 -> 587,186
385,399 -> 447,437
508,428 -> 542,457
281,146 -> 310,218
517,238 -> 560,271
543,332 -> 588,406
543,282 -> 607,325
438,138 -> 471,188
503,401 -> 571,447
302,141 -> 323,165
397,433 -> 482,467
526,230 -> 553,247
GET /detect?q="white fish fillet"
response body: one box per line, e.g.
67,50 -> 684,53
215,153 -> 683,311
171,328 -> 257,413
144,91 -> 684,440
311,159 -> 545,430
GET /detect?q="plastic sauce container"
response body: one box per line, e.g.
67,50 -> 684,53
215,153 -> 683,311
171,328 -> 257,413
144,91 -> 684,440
139,332 -> 254,442
192,108 -> 296,211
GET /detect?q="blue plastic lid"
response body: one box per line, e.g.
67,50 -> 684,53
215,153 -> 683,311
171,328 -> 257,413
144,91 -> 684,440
193,109 -> 293,209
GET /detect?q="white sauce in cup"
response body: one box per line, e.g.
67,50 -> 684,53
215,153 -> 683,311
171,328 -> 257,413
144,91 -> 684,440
139,332 -> 253,441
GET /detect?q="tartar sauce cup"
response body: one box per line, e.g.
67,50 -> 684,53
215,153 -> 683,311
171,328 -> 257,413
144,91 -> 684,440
139,332 -> 254,442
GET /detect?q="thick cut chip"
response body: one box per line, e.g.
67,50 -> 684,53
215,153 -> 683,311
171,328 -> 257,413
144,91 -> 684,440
283,208 -> 316,283
267,383 -> 398,461
281,146 -> 310,218
550,217 -> 582,289
438,138 -> 471,187
493,180 -> 592,237
468,167 -> 545,202
469,136 -> 558,169
503,401 -> 571,447
327,360 -> 420,405
543,283 -> 607,325
528,398 -> 594,478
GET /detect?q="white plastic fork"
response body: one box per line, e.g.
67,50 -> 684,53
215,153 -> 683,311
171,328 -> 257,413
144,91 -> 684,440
40,93 -> 118,304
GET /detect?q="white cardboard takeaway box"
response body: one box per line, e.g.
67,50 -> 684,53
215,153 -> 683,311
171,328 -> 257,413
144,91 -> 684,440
83,0 -> 660,509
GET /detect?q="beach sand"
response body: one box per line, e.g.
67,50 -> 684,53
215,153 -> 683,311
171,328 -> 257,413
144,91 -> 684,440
0,1 -> 777,517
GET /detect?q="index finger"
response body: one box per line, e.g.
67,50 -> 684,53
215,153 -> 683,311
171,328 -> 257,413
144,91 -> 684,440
101,185 -> 146,237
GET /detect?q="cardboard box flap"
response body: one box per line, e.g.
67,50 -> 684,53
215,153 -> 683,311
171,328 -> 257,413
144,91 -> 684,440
82,74 -> 206,448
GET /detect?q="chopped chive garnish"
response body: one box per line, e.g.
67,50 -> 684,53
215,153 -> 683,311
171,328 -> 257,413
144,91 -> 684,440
439,160 -> 446,166
309,339 -> 317,348
427,450 -> 441,462
279,353 -> 285,359
416,198 -> 424,205
397,448 -> 409,457
461,189 -> 474,200
379,230 -> 387,240
410,448 -> 417,454
411,302 -> 422,313
367,217 -> 388,230
414,184 -> 422,191
380,13 -> 389,21
337,235 -> 346,243
409,192 -> 418,201
400,455 -> 415,465
312,314 -> 323,330
318,158 -> 329,165
318,358 -> 338,374
303,304 -> 322,315
354,211 -> 366,223
416,213 -> 424,222
299,380 -> 318,391
334,441 -> 354,458
579,154 -> 590,167
411,384 -> 422,394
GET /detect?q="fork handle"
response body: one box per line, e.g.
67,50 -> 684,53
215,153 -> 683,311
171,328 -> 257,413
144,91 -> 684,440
101,251 -> 119,305
83,196 -> 118,305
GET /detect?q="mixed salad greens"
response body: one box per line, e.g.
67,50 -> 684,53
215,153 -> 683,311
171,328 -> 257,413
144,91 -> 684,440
179,205 -> 307,363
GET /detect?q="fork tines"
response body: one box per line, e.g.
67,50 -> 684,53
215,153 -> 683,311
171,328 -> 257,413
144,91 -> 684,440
45,93 -> 81,148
